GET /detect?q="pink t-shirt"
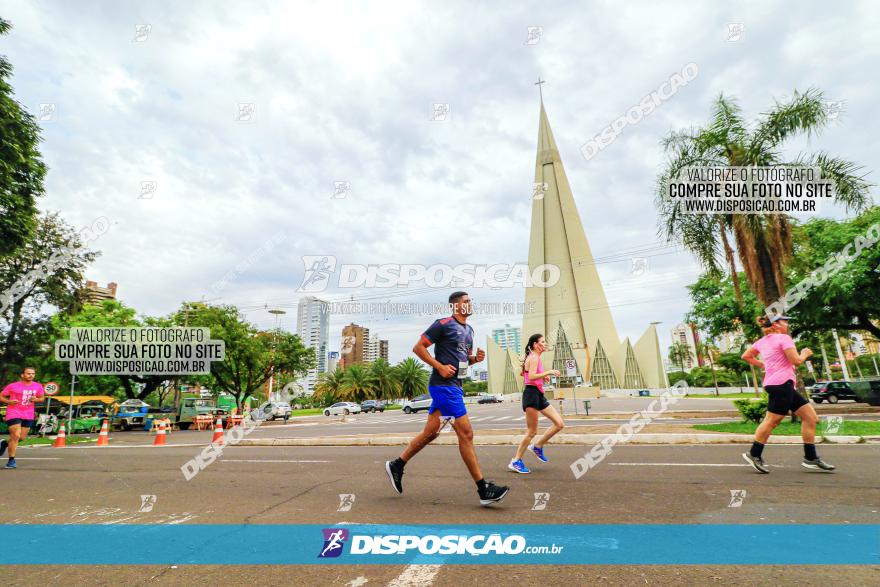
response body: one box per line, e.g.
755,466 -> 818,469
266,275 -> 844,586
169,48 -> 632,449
524,356 -> 545,393
1,381 -> 45,420
751,334 -> 797,387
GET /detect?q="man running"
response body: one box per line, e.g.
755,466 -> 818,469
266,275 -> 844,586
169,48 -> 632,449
741,315 -> 834,473
385,291 -> 510,506
0,367 -> 46,469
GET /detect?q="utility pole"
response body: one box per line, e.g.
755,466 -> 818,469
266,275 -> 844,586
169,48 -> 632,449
267,309 -> 286,403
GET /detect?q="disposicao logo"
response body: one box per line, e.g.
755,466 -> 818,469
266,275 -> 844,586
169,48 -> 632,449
318,528 -> 349,558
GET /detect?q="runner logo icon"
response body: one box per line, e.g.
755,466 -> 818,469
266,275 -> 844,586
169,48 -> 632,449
318,528 -> 349,558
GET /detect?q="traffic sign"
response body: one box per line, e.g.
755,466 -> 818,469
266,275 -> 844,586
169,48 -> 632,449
564,359 -> 577,377
44,381 -> 60,396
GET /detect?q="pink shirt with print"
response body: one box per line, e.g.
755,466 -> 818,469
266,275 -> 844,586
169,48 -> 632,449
751,333 -> 797,387
2,381 -> 45,420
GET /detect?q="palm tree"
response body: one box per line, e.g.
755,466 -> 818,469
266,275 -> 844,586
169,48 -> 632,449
668,342 -> 694,378
314,367 -> 346,406
657,89 -> 871,306
370,358 -> 401,401
394,357 -> 428,399
339,363 -> 376,402
696,341 -> 720,396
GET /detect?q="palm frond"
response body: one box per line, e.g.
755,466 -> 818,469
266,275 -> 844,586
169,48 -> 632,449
792,152 -> 874,212
749,88 -> 828,154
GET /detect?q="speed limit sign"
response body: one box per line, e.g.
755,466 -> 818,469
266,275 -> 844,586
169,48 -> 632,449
44,381 -> 60,396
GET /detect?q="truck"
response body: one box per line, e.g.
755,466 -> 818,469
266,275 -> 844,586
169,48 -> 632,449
173,396 -> 228,430
112,399 -> 151,431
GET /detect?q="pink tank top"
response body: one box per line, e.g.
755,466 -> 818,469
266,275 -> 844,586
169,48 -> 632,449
524,356 -> 544,393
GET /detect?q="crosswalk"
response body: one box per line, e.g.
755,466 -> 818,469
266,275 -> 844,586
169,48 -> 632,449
348,414 -> 526,425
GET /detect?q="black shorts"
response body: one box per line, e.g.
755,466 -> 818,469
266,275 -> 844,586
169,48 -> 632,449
765,380 -> 809,415
5,418 -> 34,428
522,385 -> 550,412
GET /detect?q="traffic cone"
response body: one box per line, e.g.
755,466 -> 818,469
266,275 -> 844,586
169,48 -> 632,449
52,423 -> 67,448
153,421 -> 167,446
211,418 -> 224,446
96,419 -> 110,446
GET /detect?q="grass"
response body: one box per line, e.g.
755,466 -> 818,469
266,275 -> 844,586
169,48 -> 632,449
693,420 -> 880,436
290,403 -> 403,416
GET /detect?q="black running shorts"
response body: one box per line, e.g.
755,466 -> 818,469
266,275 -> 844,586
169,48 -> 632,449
522,385 -> 550,412
765,379 -> 809,415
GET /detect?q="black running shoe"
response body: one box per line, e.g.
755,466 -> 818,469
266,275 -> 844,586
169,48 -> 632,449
742,452 -> 770,474
478,481 -> 510,506
385,460 -> 404,494
802,458 -> 835,471
0,439 -> 7,458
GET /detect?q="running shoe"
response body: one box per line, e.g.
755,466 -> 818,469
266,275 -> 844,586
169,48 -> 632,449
508,459 -> 530,474
0,439 -> 7,457
4,458 -> 16,469
802,458 -> 836,471
529,444 -> 548,463
478,481 -> 510,506
385,459 -> 404,494
742,452 -> 770,474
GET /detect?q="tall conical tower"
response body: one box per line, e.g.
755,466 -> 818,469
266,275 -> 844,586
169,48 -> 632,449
521,102 -> 623,386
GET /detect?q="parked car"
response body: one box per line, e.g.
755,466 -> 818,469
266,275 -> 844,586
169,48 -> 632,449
402,394 -> 432,414
360,400 -> 385,413
323,402 -> 362,416
810,381 -> 858,404
851,379 -> 880,406
255,401 -> 292,421
477,393 -> 501,404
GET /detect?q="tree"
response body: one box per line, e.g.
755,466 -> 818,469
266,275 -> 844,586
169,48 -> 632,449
183,304 -> 314,409
0,213 -> 99,367
394,357 -> 428,399
668,342 -> 693,377
657,89 -> 872,306
0,18 -> 46,258
696,341 -> 720,395
314,368 -> 346,406
339,364 -> 376,402
370,358 -> 400,400
783,206 -> 880,339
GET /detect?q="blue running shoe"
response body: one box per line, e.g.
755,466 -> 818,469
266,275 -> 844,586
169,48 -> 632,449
508,459 -> 530,474
529,445 -> 548,463
5,458 -> 16,469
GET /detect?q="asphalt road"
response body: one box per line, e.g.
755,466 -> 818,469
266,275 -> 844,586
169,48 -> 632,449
2,441 -> 878,585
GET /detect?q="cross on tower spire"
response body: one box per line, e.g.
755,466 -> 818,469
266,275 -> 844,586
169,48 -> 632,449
535,77 -> 546,102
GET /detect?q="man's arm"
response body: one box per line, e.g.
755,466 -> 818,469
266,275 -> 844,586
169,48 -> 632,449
413,337 -> 456,379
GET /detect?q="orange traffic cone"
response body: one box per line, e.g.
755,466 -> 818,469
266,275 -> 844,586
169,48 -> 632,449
96,419 -> 110,446
52,423 -> 67,448
211,418 -> 224,446
153,421 -> 167,446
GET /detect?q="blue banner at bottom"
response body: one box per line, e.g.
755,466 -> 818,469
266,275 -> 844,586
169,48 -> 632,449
2,524 -> 878,565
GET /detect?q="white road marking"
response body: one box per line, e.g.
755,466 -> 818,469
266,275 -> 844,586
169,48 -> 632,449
7,457 -> 62,460
387,564 -> 442,587
494,416 -> 514,421
610,462 -> 753,467
219,459 -> 332,463
516,416 -> 526,421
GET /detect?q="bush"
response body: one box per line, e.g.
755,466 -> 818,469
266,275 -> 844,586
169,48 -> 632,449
733,394 -> 768,423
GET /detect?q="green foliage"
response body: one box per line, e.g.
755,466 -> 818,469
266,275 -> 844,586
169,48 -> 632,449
686,273 -> 763,341
0,18 -> 46,258
733,394 -> 769,424
667,371 -> 691,386
462,380 -> 488,395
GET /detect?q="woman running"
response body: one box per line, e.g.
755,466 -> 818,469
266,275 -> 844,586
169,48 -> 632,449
509,333 -> 565,474
741,314 -> 834,473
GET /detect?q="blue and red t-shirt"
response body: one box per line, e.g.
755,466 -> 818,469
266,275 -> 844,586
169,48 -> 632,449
421,316 -> 474,389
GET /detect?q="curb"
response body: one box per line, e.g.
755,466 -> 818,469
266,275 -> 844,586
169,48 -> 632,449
237,433 -> 869,447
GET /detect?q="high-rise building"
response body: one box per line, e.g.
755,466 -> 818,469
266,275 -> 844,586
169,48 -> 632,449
83,281 -> 118,304
364,334 -> 390,363
488,101 -> 667,393
341,323 -> 370,366
296,296 -> 329,393
327,351 -> 340,373
492,324 -> 522,352
670,323 -> 702,371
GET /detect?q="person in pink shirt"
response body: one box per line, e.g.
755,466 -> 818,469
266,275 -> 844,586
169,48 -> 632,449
508,333 -> 565,474
0,367 -> 45,469
740,316 -> 834,473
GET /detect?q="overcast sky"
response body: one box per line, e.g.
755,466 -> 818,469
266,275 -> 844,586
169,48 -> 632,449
3,1 -> 877,364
